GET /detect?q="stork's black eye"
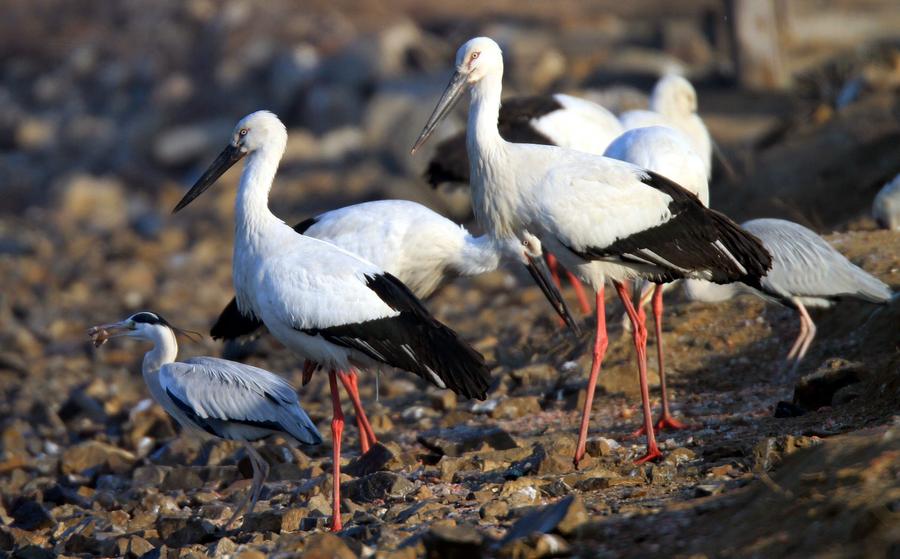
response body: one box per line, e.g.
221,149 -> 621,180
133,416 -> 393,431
239,128 -> 248,136
471,52 -> 480,60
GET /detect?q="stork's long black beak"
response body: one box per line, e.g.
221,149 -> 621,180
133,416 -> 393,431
524,254 -> 581,335
172,143 -> 245,213
411,70 -> 468,154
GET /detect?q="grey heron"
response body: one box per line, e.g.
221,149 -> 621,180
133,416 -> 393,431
683,218 -> 893,374
88,311 -> 322,530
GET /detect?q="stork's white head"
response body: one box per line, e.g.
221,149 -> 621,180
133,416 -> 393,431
411,37 -> 504,153
173,111 -> 286,213
454,37 -> 504,84
650,75 -> 698,117
232,110 -> 288,154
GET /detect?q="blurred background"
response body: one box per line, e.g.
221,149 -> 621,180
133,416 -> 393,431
0,1 -> 899,555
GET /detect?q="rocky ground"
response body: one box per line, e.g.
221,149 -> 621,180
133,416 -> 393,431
1,1 -> 900,558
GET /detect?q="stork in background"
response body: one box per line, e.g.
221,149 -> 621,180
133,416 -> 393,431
412,37 -> 772,466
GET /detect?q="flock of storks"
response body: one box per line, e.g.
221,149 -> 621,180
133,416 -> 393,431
88,37 -> 894,532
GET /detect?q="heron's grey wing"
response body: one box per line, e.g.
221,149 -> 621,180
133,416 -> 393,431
159,358 -> 322,445
745,219 -> 891,303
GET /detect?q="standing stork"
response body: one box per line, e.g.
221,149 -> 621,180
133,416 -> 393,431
603,125 -> 708,431
210,200 -> 577,453
172,111 -> 491,531
412,37 -> 772,466
619,75 -> 713,179
683,218 -> 893,374
88,312 -> 322,530
425,93 -> 624,315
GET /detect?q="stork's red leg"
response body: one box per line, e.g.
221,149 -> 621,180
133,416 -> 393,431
337,370 -> 377,453
546,253 -> 563,291
614,281 -> 662,464
573,286 -> 608,469
327,370 -> 344,532
566,270 -> 593,315
651,284 -> 686,431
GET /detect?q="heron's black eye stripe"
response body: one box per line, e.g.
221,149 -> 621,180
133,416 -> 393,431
131,312 -> 173,327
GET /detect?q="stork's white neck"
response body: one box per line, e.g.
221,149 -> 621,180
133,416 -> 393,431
454,234 -> 502,276
466,70 -> 520,240
235,145 -> 283,238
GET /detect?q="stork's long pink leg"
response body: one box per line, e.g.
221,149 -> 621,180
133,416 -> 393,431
573,286 -> 608,469
566,270 -> 593,315
651,284 -> 686,431
546,253 -> 563,291
337,370 -> 377,453
614,281 -> 662,464
327,370 -> 344,532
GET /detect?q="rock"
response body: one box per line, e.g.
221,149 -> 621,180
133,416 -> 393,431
498,495 -> 587,546
10,498 -> 55,531
480,500 -> 510,521
160,467 -> 204,492
153,119 -> 233,167
132,465 -> 170,488
751,437 -> 780,471
156,516 -> 215,547
299,532 -> 356,559
240,507 -> 305,533
62,441 -> 136,475
10,545 -> 56,559
423,524 -> 484,558
490,396 -> 542,420
499,478 -> 541,507
58,174 -> 127,232
418,425 -> 519,457
341,471 -> 415,503
343,442 -> 395,477
793,359 -> 865,410
650,463 -> 677,485
585,437 -> 620,458
123,535 -> 154,557
774,400 -> 806,418
431,391 -> 457,412
207,537 -> 236,557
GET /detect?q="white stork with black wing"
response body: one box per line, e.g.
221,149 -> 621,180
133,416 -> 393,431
172,111 -> 491,532
412,37 -> 772,467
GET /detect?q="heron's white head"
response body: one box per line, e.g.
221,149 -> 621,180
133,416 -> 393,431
650,75 -> 698,117
411,37 -> 504,153
89,312 -> 197,347
172,111 -> 287,213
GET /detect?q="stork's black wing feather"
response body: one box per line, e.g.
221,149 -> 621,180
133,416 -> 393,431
574,171 -> 772,287
299,273 -> 490,400
425,95 -> 561,188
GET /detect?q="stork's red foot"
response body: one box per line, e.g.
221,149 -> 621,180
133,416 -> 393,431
633,446 -> 663,465
655,415 -> 689,431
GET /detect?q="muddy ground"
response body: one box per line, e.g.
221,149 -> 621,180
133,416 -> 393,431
1,1 -> 899,558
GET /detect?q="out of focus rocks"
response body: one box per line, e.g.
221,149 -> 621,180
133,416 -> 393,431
62,441 -> 136,475
793,359 -> 865,410
490,396 -> 542,419
341,471 -> 415,503
58,175 -> 127,232
344,442 -> 396,477
240,507 -> 305,533
10,499 -> 55,531
156,516 -> 215,547
423,523 -> 484,558
298,532 -> 356,559
418,425 -> 518,457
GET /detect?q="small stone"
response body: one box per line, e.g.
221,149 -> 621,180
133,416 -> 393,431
431,391 -> 457,411
58,175 -> 128,232
490,396 -> 542,419
499,495 -> 586,545
62,441 -> 136,475
650,463 -> 677,485
241,508 -> 305,533
774,401 -> 806,418
156,516 -> 215,547
423,524 -> 484,557
665,447 -> 697,466
480,500 -> 510,521
343,442 -> 396,477
693,484 -> 724,497
126,535 -> 154,557
207,537 -> 236,557
499,478 -> 541,507
341,472 -> 415,503
298,532 -> 356,559
585,437 -> 620,457
10,499 -> 55,531
793,359 -> 864,410
418,425 -> 518,457
161,468 -> 204,491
